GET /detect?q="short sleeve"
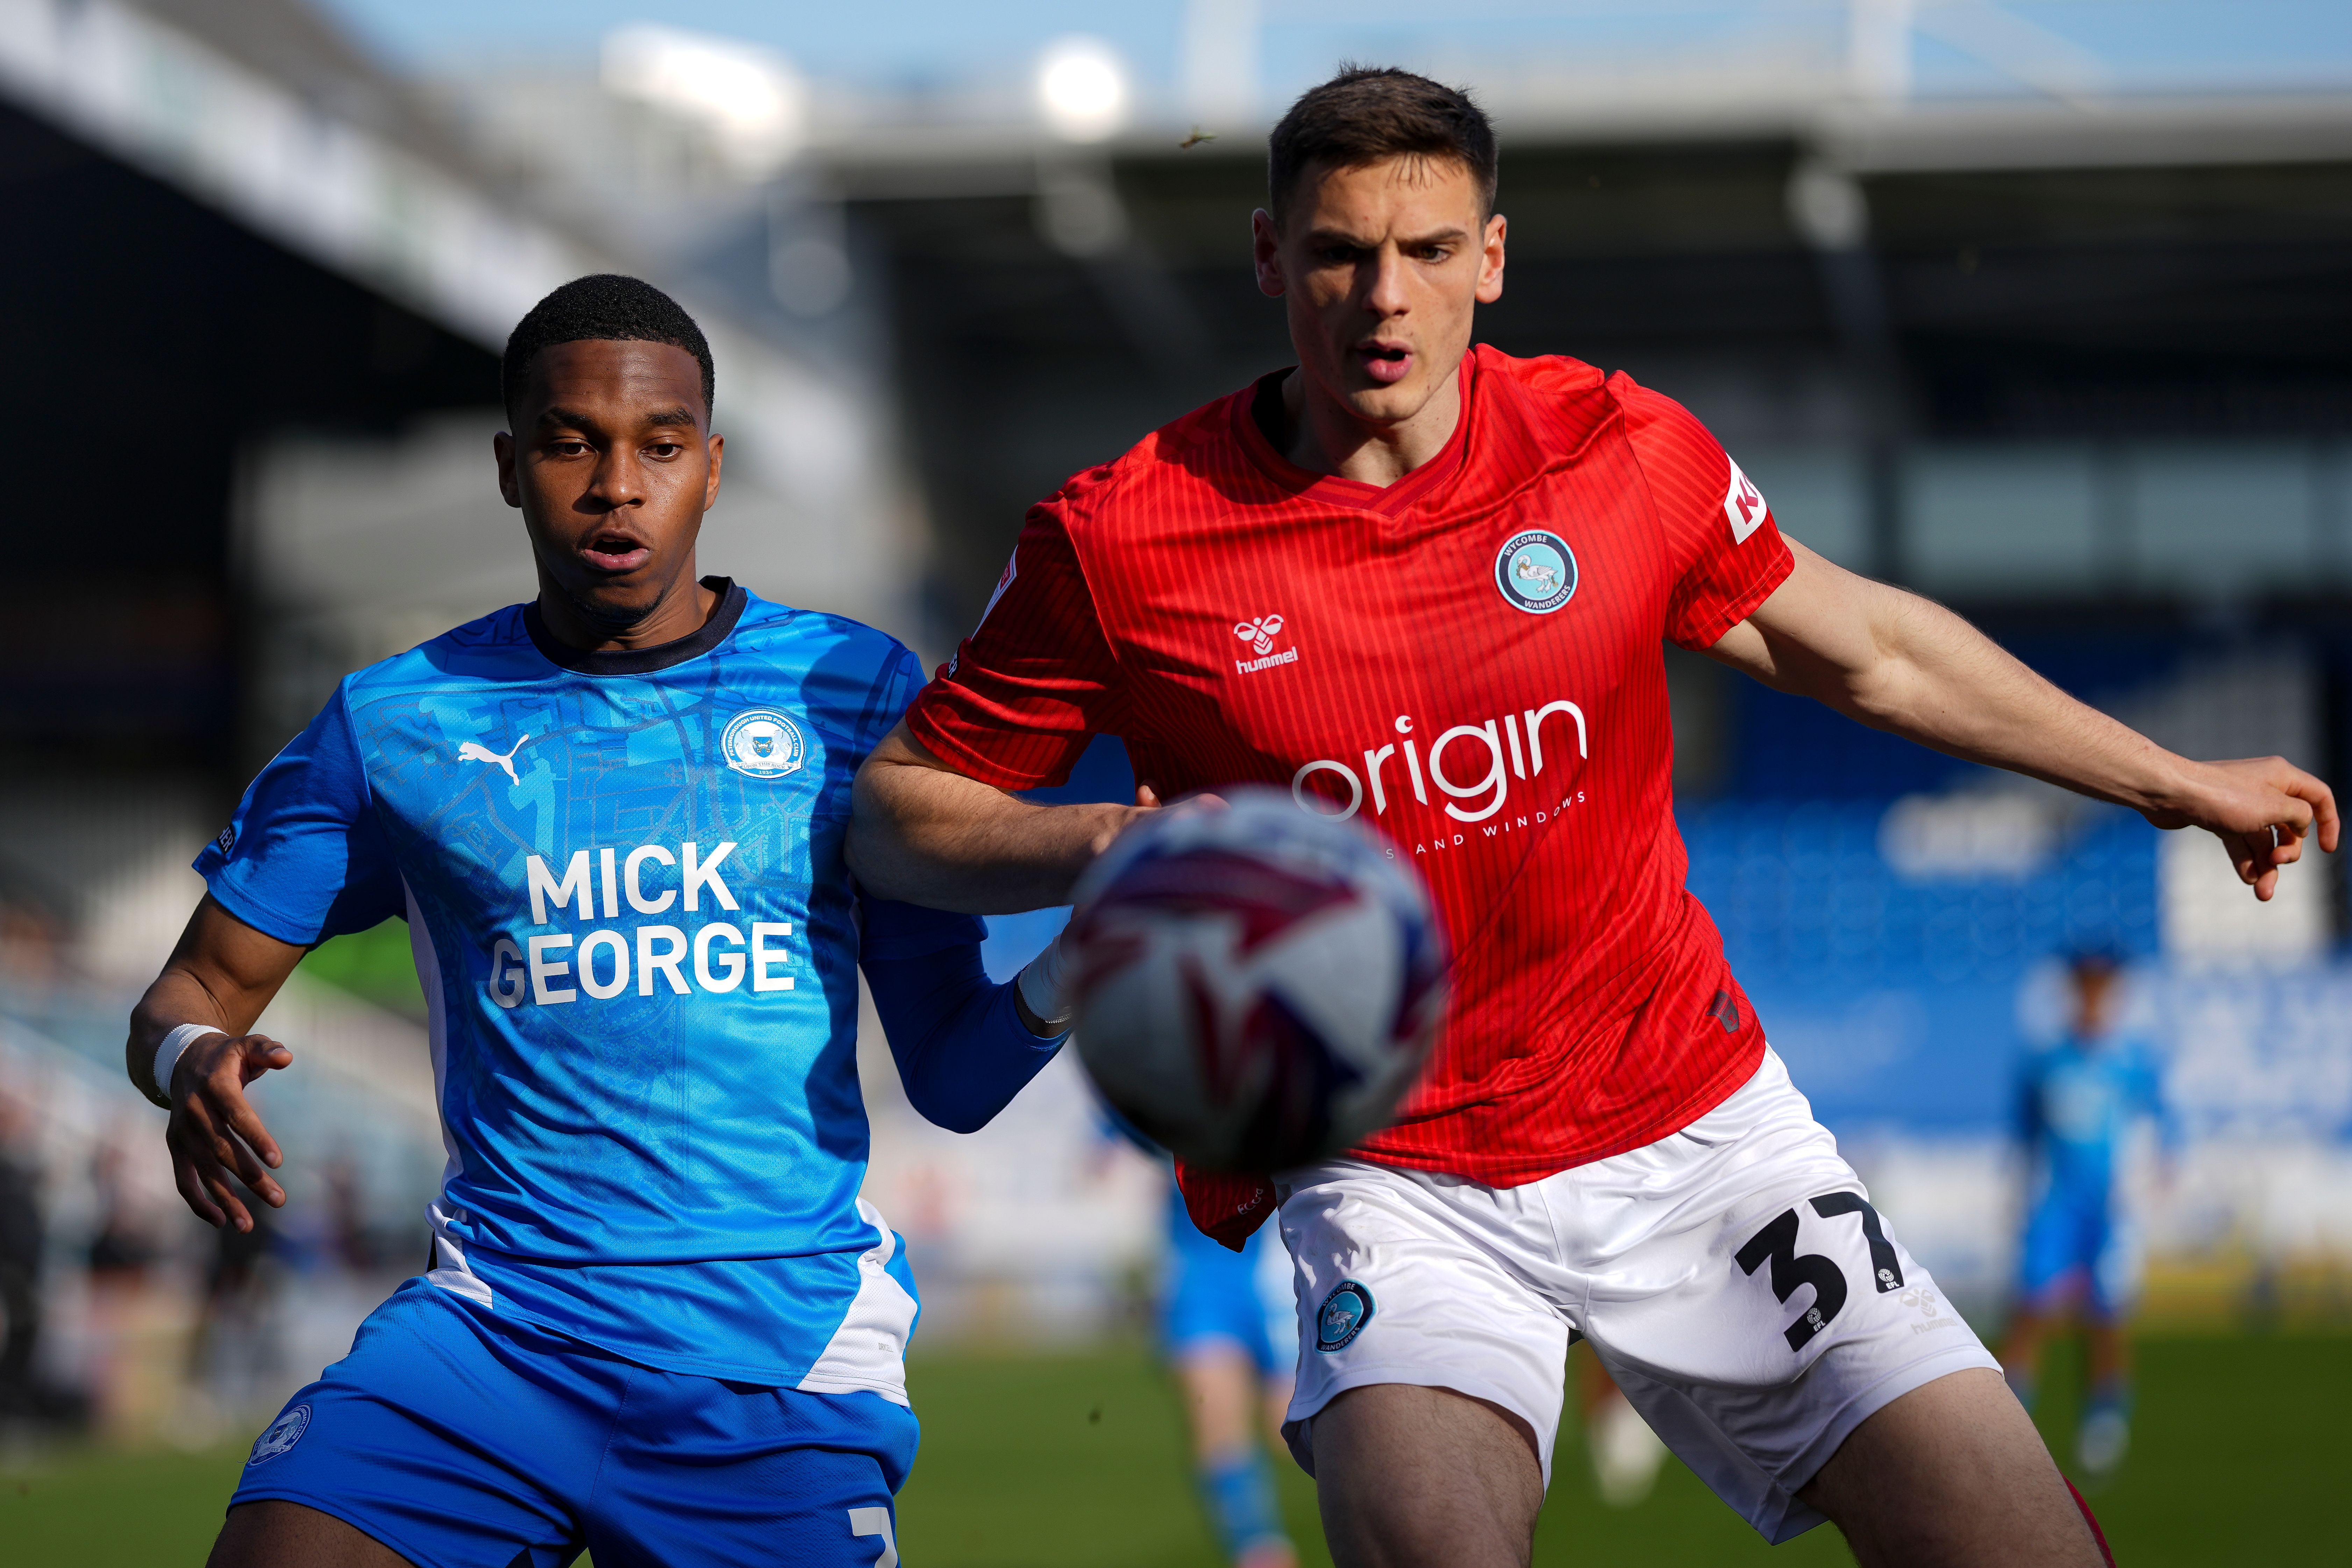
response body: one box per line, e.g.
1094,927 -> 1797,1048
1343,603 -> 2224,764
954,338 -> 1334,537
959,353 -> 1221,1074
903,503 -> 1127,790
1611,373 -> 1796,650
192,688 -> 405,946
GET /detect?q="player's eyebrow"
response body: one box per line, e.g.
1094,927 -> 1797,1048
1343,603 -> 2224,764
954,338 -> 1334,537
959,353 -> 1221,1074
1306,223 -> 1471,250
534,405 -> 700,435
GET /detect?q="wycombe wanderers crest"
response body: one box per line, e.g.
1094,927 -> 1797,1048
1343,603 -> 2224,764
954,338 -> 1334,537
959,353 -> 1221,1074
720,709 -> 807,779
1315,1280 -> 1375,1353
1494,529 -> 1578,614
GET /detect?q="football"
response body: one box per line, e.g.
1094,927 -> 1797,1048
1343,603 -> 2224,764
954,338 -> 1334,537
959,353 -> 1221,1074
1065,790 -> 1448,1171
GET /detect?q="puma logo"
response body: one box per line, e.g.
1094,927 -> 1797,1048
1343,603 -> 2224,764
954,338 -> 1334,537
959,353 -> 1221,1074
456,734 -> 531,785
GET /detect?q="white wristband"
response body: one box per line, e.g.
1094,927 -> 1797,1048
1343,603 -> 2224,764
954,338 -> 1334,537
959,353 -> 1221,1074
151,1023 -> 227,1108
1016,929 -> 1076,1036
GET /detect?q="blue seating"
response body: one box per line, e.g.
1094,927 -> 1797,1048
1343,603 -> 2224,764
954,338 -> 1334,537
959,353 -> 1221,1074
1682,800 -> 2158,990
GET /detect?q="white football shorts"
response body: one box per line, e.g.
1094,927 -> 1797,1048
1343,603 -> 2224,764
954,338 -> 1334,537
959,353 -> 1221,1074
1275,1048 -> 2000,1544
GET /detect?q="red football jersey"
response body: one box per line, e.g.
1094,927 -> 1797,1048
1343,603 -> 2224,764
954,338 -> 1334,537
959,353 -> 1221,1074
908,345 -> 1794,1186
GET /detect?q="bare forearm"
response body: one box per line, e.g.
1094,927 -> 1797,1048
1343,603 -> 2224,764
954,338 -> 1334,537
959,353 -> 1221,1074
126,897 -> 302,1101
1842,596 -> 2187,810
1719,549 -> 2191,815
126,969 -> 240,1102
1715,541 -> 2338,903
849,729 -> 1139,913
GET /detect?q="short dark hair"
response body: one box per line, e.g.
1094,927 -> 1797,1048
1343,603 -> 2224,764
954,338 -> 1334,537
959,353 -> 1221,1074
1267,66 -> 1497,229
501,274 -> 715,424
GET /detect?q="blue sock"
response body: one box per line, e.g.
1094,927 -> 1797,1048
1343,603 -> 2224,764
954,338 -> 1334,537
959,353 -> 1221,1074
1198,1448 -> 1288,1563
2086,1375 -> 2132,1418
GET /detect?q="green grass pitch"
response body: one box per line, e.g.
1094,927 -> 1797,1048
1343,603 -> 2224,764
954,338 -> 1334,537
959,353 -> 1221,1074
5,1334 -> 2343,1565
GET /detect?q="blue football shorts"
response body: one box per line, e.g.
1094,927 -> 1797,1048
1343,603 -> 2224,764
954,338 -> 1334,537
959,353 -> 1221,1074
229,1278 -> 917,1568
1160,1187 -> 1300,1378
2018,1185 -> 2137,1318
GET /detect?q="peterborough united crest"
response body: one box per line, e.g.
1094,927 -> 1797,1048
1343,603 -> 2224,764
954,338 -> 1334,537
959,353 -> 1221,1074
248,1403 -> 311,1466
720,709 -> 807,779
1494,529 -> 1577,614
1315,1280 -> 1375,1353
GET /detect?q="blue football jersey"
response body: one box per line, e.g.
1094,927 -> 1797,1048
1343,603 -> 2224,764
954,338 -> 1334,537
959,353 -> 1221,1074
2018,1032 -> 2164,1198
196,580 -> 977,1400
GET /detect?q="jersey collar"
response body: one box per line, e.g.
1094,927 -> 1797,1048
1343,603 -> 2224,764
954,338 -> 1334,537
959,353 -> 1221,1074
524,576 -> 748,676
1234,352 -> 1476,516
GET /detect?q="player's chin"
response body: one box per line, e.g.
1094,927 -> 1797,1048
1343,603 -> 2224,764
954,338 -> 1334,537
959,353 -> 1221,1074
1339,381 -> 1437,427
566,575 -> 668,625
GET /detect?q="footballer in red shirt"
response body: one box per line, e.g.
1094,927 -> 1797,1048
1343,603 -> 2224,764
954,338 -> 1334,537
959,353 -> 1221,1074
852,68 -> 2332,1568
909,344 -> 1779,1188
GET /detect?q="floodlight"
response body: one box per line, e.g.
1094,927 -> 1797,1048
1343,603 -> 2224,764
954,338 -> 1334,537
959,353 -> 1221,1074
1035,38 -> 1129,143
603,25 -> 806,177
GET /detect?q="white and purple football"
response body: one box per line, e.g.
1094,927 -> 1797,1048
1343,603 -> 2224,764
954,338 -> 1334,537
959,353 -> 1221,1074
1066,790 -> 1448,1172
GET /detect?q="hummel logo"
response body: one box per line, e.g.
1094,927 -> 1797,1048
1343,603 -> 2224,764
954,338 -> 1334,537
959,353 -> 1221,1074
1232,614 -> 1298,675
456,734 -> 532,785
1234,614 -> 1285,657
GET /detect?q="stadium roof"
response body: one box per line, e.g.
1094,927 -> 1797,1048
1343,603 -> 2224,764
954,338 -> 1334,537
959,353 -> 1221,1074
0,0 -> 597,348
805,90 -> 2352,198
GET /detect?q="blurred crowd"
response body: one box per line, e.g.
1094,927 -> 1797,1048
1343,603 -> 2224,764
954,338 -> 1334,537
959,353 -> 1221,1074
0,904 -> 426,1452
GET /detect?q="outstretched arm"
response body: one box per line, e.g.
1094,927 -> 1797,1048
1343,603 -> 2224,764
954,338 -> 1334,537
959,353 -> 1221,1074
849,722 -> 1154,913
126,896 -> 308,1231
1708,540 -> 2339,899
864,945 -> 1067,1134
859,897 -> 1072,1133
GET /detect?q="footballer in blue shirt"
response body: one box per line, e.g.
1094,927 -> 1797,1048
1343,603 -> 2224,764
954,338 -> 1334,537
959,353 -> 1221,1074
1998,946 -> 2171,1480
126,276 -> 1075,1568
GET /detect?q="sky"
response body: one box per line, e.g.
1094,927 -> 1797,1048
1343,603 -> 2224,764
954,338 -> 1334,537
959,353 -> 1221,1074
317,0 -> 2352,107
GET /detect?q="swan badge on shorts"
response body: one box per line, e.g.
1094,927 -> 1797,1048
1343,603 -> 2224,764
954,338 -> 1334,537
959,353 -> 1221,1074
1315,1280 -> 1375,1353
248,1403 -> 311,1466
1495,530 -> 1577,615
720,709 -> 806,779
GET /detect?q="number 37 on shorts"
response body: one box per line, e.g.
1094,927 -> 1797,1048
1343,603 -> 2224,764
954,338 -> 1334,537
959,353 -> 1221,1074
1734,1192 -> 1911,1353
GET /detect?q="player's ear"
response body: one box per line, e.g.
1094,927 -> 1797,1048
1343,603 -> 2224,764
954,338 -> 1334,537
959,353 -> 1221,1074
1476,212 -> 1507,304
493,430 -> 522,509
702,432 -> 724,512
1252,209 -> 1286,299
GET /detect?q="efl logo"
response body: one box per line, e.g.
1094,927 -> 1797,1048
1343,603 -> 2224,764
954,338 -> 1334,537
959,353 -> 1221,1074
950,549 -> 1020,678
1723,456 -> 1770,544
248,1404 -> 311,1466
977,551 -> 1018,629
1233,613 -> 1297,675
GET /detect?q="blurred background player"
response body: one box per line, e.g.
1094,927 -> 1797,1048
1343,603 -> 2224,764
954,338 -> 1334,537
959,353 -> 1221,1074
0,1084 -> 52,1426
1007,893 -> 1303,1568
1575,1343 -> 1668,1508
1160,1180 -> 1300,1568
2002,947 -> 2170,1480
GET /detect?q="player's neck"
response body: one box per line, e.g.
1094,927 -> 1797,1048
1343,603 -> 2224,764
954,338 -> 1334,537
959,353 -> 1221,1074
534,569 -> 720,654
1278,364 -> 1463,487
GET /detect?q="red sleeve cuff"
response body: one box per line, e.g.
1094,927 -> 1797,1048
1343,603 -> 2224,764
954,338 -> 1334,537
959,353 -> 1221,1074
903,699 -> 1065,793
1669,536 -> 1795,651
